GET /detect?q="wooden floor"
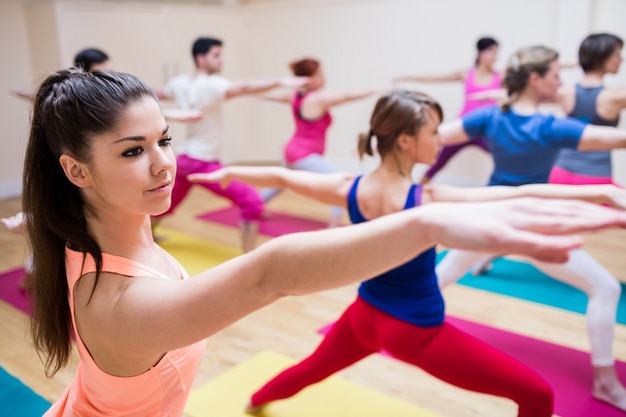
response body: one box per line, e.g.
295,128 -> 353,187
1,188 -> 626,417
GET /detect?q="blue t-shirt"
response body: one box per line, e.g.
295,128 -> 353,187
462,106 -> 586,185
348,176 -> 445,327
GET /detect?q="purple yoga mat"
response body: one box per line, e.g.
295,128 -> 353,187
319,316 -> 626,417
0,267 -> 30,314
196,207 -> 328,237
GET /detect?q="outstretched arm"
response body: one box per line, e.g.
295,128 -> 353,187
1,211 -> 25,235
161,109 -> 203,122
424,183 -> 626,208
10,88 -> 35,101
393,69 -> 466,84
607,87 -> 626,117
153,88 -> 172,101
578,125 -> 626,151
299,87 -> 387,120
120,197 -> 626,355
439,118 -> 472,145
226,77 -> 310,99
254,89 -> 294,103
188,166 -> 355,208
314,87 -> 385,108
465,88 -> 507,102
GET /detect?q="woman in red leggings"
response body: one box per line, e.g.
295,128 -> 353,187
191,90 -> 626,417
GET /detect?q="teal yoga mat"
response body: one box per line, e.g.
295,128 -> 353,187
436,251 -> 626,324
0,366 -> 50,416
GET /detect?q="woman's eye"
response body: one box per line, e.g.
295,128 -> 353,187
122,147 -> 143,157
159,136 -> 173,147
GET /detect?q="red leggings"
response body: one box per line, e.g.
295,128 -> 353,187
251,297 -> 553,417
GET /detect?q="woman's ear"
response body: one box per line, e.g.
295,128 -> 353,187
397,133 -> 411,150
59,154 -> 92,188
527,72 -> 541,88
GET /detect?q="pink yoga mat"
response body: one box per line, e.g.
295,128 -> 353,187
319,316 -> 626,417
197,206 -> 328,237
0,267 -> 30,314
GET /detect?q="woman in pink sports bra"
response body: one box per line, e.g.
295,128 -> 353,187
394,37 -> 503,184
259,58 -> 384,227
23,68 -> 626,417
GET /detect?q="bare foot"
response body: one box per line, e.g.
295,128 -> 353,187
593,365 -> 626,411
18,272 -> 32,294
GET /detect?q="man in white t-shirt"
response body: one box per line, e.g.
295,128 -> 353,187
155,37 -> 308,252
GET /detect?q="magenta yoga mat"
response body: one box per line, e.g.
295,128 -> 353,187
319,316 -> 626,417
0,267 -> 30,314
196,206 -> 328,237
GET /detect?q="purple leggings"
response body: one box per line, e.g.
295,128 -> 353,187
251,297 -> 553,417
425,138 -> 490,180
158,155 -> 263,221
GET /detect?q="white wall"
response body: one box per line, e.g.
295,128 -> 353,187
1,0 -> 625,198
24,3 -> 63,81
0,1 -> 34,198
244,0 -> 563,183
591,0 -> 626,186
53,1 -> 252,164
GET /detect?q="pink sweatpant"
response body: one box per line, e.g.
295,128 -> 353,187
251,297 -> 553,417
549,165 -> 616,185
159,155 -> 263,221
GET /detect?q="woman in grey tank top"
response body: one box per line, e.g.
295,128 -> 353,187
551,33 -> 625,184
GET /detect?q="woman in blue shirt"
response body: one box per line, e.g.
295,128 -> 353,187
436,45 -> 626,412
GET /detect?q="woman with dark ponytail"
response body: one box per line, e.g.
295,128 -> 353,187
435,45 -> 626,412
189,89 -> 626,417
27,70 -> 612,416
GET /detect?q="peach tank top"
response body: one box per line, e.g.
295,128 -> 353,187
44,247 -> 206,416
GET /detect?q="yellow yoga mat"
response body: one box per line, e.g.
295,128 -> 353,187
157,228 -> 241,276
185,350 -> 443,417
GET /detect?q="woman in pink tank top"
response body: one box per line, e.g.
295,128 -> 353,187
258,58 -> 384,227
394,37 -> 503,184
23,68 -> 626,417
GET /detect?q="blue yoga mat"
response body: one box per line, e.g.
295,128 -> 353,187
436,251 -> 626,325
0,366 -> 50,416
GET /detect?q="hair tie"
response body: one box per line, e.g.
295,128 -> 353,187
510,54 -> 520,72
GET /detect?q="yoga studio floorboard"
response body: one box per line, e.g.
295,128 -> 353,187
1,187 -> 626,417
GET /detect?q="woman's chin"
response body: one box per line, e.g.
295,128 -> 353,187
151,203 -> 172,217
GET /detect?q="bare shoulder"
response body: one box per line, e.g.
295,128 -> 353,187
556,84 -> 576,112
604,86 -> 626,107
73,270 -> 133,309
558,83 -> 576,99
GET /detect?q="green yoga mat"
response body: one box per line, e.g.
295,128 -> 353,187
0,366 -> 50,416
436,251 -> 626,324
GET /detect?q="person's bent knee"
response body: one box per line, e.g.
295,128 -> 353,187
591,277 -> 622,302
240,198 -> 264,222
